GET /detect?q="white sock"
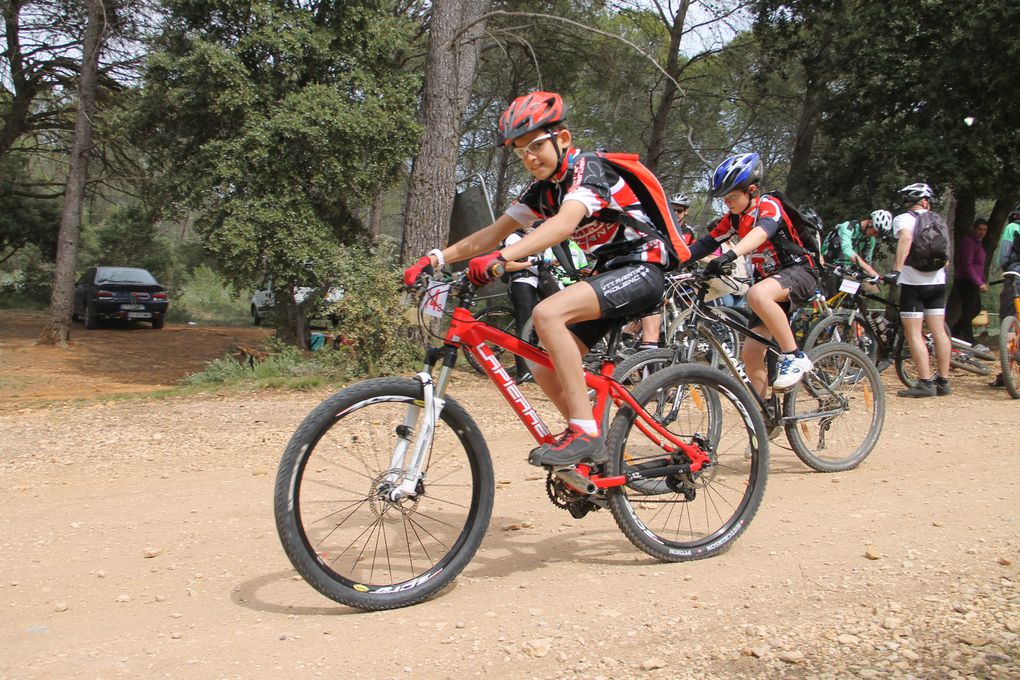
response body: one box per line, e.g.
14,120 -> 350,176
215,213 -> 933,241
569,418 -> 598,436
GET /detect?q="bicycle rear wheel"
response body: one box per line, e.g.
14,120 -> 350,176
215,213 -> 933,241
893,333 -> 934,388
274,377 -> 494,610
783,343 -> 885,472
463,306 -> 518,375
606,365 -> 768,561
1000,316 -> 1020,399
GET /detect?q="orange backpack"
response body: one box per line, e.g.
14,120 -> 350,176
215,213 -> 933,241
595,152 -> 692,270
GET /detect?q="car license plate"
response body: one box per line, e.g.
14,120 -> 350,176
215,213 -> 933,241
127,312 -> 152,319
121,304 -> 145,311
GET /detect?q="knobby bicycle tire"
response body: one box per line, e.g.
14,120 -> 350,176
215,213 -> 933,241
605,364 -> 769,561
783,343 -> 885,472
803,313 -> 880,366
999,316 -> 1020,399
274,378 -> 494,610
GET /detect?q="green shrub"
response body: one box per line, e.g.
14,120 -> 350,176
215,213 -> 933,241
169,264 -> 251,325
322,239 -> 421,377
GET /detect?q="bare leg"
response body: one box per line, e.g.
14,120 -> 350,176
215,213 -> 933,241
902,315 -> 931,381
742,326 -> 772,399
927,312 -> 951,377
531,282 -> 603,423
745,278 -> 796,353
639,313 -> 662,346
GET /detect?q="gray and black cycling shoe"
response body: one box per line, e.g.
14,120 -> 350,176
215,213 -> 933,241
528,426 -> 607,467
897,381 -> 936,398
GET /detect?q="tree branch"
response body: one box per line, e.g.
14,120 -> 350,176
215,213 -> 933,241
447,10 -> 682,93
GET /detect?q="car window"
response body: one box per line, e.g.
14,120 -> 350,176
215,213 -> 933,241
95,267 -> 158,285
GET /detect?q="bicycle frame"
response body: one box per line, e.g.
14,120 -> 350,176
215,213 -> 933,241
686,286 -> 852,428
388,286 -> 711,499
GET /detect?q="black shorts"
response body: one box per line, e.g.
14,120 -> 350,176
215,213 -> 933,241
899,283 -> 946,318
746,265 -> 818,330
569,264 -> 665,348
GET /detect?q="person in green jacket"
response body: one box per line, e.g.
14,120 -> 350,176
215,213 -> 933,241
823,209 -> 893,277
989,204 -> 1020,387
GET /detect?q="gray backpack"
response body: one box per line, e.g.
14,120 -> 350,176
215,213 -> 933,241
905,211 -> 950,272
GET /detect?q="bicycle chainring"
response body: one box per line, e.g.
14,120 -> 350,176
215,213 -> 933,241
545,471 -> 599,518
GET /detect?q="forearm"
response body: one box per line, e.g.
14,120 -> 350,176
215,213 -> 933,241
731,226 -> 769,257
852,254 -> 878,276
437,213 -> 520,265
500,202 -> 585,262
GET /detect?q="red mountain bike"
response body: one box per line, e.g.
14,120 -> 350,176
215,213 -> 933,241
274,270 -> 768,610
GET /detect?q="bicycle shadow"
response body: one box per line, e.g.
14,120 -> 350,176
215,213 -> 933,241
228,521 -> 650,616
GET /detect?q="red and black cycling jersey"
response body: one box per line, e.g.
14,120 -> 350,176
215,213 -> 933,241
504,149 -> 669,270
687,195 -> 813,276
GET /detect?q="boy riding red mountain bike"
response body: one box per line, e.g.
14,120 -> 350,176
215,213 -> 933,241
403,90 -> 690,468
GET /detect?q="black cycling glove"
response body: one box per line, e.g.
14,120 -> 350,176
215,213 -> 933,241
704,250 -> 738,277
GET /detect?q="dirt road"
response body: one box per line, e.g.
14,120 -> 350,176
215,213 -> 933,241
0,314 -> 1017,678
0,310 -> 271,407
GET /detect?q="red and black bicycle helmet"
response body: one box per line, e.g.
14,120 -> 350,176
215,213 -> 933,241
497,91 -> 566,146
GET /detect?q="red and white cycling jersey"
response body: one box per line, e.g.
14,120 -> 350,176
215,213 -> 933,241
504,149 -> 669,270
708,195 -> 812,276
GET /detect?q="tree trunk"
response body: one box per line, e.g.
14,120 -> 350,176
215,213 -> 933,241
400,0 -> 491,263
784,74 -> 825,204
369,183 -> 385,239
274,284 -> 307,349
645,3 -> 690,173
38,0 -> 105,346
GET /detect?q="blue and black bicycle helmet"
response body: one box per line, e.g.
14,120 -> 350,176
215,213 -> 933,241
710,153 -> 763,198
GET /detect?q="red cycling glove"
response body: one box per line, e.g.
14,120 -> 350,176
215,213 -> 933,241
402,255 -> 434,287
467,251 -> 507,287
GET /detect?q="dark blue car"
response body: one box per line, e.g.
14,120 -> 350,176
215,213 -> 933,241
72,266 -> 169,329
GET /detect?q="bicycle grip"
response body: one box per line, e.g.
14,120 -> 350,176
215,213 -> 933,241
490,261 -> 506,279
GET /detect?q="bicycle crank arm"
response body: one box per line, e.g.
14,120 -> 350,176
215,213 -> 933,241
553,468 -> 598,495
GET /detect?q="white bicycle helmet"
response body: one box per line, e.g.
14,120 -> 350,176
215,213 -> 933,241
870,209 -> 893,236
899,182 -> 934,203
670,192 -> 690,208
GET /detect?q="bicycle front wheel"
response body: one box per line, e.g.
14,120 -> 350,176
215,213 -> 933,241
783,343 -> 885,472
1000,316 -> 1020,399
606,365 -> 769,562
274,378 -> 494,610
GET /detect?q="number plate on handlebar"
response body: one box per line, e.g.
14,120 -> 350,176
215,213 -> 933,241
839,278 -> 861,294
420,281 -> 451,318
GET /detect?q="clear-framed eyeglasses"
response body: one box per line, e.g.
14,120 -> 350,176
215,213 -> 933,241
511,133 -> 556,160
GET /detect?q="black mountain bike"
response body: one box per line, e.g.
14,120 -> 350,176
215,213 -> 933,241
613,268 -> 886,473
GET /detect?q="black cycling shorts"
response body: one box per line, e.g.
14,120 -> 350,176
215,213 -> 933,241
569,263 -> 665,349
899,283 -> 946,318
746,265 -> 818,330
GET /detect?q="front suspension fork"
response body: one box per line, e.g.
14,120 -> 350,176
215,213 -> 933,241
386,351 -> 454,500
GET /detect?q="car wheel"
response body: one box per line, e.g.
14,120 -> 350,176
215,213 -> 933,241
84,302 -> 99,330
252,305 -> 262,326
151,317 -> 165,330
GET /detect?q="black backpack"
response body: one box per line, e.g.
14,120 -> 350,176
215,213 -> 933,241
761,190 -> 823,267
904,210 -> 950,272
821,225 -> 845,261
